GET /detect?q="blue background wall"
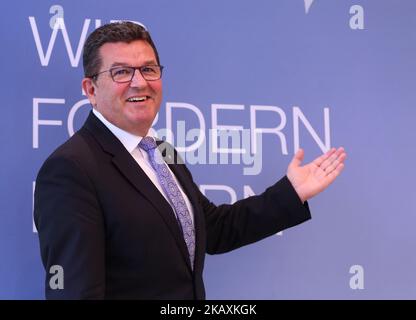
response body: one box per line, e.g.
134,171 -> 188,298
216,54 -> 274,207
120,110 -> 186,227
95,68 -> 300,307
1,0 -> 415,299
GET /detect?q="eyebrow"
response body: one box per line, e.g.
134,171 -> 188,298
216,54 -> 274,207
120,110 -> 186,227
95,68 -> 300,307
110,60 -> 158,68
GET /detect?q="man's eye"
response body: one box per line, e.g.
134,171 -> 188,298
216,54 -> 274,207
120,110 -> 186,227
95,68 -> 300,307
113,68 -> 132,76
141,66 -> 157,74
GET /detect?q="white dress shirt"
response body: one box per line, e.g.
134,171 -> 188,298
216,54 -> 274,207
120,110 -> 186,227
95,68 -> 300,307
92,109 -> 194,224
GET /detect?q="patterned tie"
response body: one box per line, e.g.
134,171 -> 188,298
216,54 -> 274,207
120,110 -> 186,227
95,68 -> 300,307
139,136 -> 195,269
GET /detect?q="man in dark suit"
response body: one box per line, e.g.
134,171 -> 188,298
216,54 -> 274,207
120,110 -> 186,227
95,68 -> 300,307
34,22 -> 346,299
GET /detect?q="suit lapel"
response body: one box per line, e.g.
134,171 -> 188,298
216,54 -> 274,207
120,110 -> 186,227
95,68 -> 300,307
82,112 -> 192,271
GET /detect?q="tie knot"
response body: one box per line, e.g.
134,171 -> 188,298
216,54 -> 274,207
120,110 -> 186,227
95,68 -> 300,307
139,136 -> 157,152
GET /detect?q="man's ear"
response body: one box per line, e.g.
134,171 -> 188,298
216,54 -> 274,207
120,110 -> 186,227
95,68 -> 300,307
82,78 -> 97,107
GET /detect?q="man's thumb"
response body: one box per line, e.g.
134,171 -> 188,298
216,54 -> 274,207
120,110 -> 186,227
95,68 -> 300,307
290,148 -> 304,167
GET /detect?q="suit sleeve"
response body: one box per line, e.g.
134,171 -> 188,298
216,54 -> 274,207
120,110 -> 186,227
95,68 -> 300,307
34,155 -> 105,299
195,173 -> 312,254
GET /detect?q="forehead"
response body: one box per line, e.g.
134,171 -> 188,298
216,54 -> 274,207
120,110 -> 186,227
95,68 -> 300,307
98,40 -> 157,67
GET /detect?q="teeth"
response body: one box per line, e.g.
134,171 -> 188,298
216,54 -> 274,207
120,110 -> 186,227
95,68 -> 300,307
127,96 -> 148,102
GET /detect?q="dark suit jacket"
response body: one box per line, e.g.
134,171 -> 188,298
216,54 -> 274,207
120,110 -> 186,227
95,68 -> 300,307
34,111 -> 311,299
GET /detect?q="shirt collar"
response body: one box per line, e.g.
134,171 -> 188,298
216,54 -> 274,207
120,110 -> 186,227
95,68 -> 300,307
92,108 -> 146,153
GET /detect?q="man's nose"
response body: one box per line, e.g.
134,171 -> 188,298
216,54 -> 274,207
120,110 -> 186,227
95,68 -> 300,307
130,69 -> 147,87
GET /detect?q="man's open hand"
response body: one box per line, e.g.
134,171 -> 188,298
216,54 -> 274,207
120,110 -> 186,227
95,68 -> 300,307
287,147 -> 347,203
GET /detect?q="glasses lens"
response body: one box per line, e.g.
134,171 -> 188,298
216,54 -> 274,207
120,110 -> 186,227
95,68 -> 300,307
109,66 -> 163,82
111,67 -> 135,82
140,65 -> 162,81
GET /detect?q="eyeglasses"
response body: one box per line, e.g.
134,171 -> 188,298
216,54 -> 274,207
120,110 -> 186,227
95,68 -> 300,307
91,65 -> 164,83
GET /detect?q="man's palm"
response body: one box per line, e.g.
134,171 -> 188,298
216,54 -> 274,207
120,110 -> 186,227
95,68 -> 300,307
287,147 -> 346,203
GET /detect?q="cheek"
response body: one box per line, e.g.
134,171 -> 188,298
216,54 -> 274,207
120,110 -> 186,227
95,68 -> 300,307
114,86 -> 129,101
150,81 -> 163,96
97,88 -> 125,113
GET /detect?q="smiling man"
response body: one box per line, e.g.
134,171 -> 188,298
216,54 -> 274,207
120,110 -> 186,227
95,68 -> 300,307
83,39 -> 162,136
34,21 -> 346,299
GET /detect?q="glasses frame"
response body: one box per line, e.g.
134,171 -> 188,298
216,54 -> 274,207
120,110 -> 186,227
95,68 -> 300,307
90,65 -> 164,83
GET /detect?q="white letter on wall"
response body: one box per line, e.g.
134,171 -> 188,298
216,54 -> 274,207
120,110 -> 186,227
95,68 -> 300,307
33,98 -> 64,148
166,102 -> 206,152
250,105 -> 288,154
293,106 -> 330,153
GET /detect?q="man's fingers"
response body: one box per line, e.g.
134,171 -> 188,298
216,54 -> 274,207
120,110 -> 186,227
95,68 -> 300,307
313,147 -> 336,167
318,147 -> 346,171
326,162 -> 345,182
321,153 -> 340,171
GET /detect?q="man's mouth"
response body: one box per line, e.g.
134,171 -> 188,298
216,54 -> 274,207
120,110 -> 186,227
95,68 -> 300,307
126,96 -> 150,102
